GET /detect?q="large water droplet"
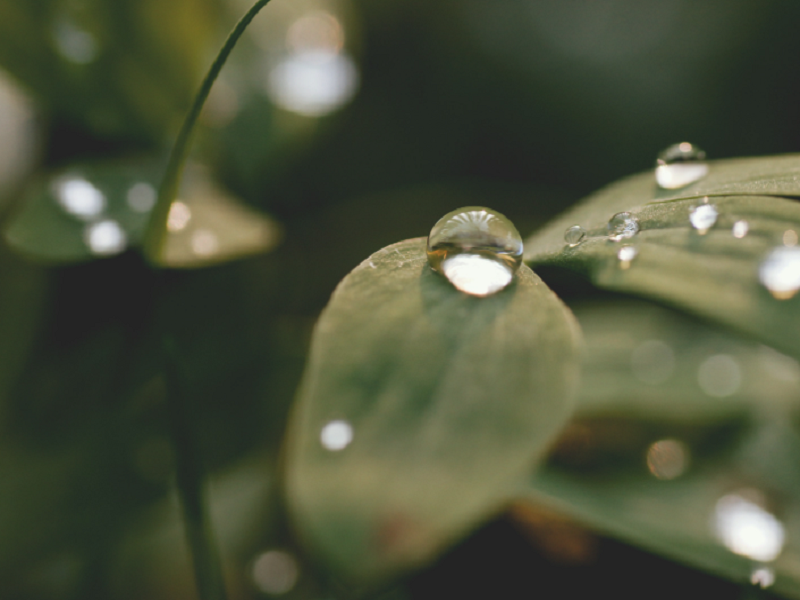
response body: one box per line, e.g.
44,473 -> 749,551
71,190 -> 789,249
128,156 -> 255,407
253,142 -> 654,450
427,207 -> 522,297
607,212 -> 639,242
564,225 -> 586,247
689,202 -> 718,234
760,246 -> 800,300
655,142 -> 708,189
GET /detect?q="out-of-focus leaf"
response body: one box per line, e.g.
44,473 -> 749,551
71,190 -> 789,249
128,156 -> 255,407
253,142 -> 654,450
525,155 -> 800,359
0,0 -> 219,142
3,161 -> 281,267
516,301 -> 800,598
284,237 -> 581,586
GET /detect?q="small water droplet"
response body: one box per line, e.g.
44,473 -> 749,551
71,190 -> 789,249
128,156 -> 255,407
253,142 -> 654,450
655,142 -> 708,189
732,220 -> 749,239
320,419 -> 353,451
607,212 -> 639,242
617,245 -> 638,269
167,201 -> 192,232
251,550 -> 300,595
751,566 -> 776,589
646,439 -> 689,480
713,491 -> 785,563
427,207 -> 522,296
53,175 -> 105,219
84,220 -> 126,256
760,246 -> 800,300
697,354 -> 741,397
689,202 -> 718,234
564,225 -> 586,247
784,229 -> 798,247
126,182 -> 156,213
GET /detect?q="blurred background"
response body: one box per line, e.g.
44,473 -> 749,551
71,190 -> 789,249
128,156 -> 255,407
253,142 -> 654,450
1,0 -> 800,598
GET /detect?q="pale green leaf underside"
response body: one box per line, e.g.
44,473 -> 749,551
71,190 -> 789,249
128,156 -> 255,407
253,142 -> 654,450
524,154 -> 800,358
517,301 -> 800,598
284,238 -> 581,587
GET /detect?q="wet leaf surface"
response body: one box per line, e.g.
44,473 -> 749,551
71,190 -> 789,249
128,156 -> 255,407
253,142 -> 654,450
284,237 -> 582,587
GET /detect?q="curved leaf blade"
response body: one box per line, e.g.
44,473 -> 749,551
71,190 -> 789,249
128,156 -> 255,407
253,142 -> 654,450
516,301 -> 800,598
284,237 -> 581,586
526,165 -> 800,357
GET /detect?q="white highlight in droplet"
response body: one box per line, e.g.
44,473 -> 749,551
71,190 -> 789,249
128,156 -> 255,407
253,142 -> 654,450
689,203 -> 718,234
126,182 -> 156,213
441,254 -> 513,296
714,493 -> 785,563
759,246 -> 800,300
320,420 -> 353,451
54,176 -> 106,219
267,50 -> 359,117
84,220 -> 126,256
697,354 -> 741,397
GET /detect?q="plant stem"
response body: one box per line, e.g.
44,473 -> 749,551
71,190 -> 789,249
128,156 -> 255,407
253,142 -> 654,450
143,0 -> 274,263
163,335 -> 227,600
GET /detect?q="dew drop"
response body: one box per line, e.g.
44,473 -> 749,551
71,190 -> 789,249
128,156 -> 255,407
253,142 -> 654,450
53,175 -> 105,220
564,225 -> 586,247
320,419 -> 353,451
732,220 -> 749,239
84,220 -> 126,256
617,245 -> 638,269
646,439 -> 689,480
251,550 -> 299,595
713,491 -> 785,563
784,229 -> 798,247
759,246 -> 800,300
751,566 -> 776,589
607,212 -> 639,242
689,202 -> 718,234
655,142 -> 708,189
427,206 -> 522,297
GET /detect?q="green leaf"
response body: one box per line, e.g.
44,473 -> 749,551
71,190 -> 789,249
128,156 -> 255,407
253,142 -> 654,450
516,301 -> 800,598
3,161 -> 281,267
283,237 -> 582,587
524,155 -> 800,358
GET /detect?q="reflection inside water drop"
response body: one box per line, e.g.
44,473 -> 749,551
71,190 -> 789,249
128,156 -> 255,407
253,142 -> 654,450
427,206 -> 522,296
759,246 -> 800,300
607,212 -> 639,242
689,202 -> 718,234
320,420 -> 353,451
655,142 -> 708,189
713,492 -> 785,563
564,225 -> 586,247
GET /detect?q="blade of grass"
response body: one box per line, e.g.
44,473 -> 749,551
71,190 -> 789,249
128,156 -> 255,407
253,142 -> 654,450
164,336 -> 227,600
143,0 -> 273,264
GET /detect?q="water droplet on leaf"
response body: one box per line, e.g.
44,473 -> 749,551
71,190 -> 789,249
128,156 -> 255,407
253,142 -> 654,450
617,245 -> 638,269
689,202 -> 718,234
84,220 -> 126,256
564,225 -> 586,247
427,206 -> 522,296
760,247 -> 800,300
320,419 -> 353,451
607,212 -> 639,242
732,220 -> 749,239
655,142 -> 708,189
